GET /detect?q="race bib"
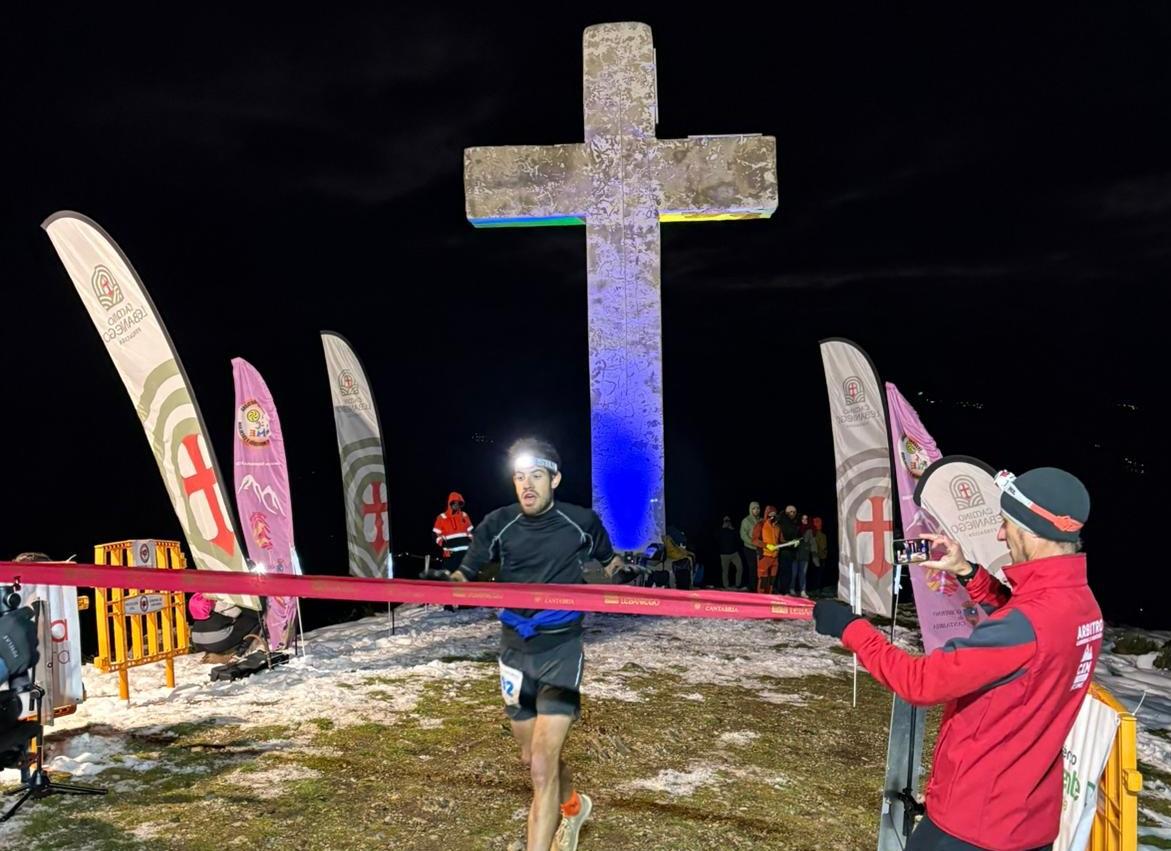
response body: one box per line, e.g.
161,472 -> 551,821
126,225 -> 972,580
499,660 -> 524,707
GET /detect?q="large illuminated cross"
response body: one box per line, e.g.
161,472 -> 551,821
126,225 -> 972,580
464,22 -> 777,549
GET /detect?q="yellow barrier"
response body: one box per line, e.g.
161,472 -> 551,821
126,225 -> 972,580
93,540 -> 191,700
1089,683 -> 1143,851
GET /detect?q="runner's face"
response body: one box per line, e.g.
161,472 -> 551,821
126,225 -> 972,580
513,467 -> 560,515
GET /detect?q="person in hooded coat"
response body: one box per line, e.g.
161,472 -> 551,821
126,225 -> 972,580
433,491 -> 475,574
739,502 -> 761,591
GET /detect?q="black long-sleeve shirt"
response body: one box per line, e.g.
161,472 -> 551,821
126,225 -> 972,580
456,501 -> 615,647
456,501 -> 614,585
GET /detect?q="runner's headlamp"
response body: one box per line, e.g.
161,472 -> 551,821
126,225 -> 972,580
512,453 -> 558,475
993,470 -> 1084,533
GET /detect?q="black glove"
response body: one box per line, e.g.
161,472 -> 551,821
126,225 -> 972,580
0,607 -> 38,680
613,564 -> 649,584
813,600 -> 863,639
419,568 -> 453,581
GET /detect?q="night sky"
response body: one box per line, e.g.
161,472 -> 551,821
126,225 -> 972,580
3,8 -> 1164,628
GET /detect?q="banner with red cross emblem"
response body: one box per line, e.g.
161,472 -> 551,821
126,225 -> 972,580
321,332 -> 391,579
820,338 -> 894,616
42,211 -> 258,610
914,455 -> 1012,582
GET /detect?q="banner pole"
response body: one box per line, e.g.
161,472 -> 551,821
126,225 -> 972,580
849,562 -> 859,708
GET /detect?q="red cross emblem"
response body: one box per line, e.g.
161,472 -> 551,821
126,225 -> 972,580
179,433 -> 236,556
362,480 -> 389,555
854,495 -> 893,579
843,376 -> 866,405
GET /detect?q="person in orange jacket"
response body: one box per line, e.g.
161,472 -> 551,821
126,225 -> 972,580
753,506 -> 783,593
433,491 -> 474,575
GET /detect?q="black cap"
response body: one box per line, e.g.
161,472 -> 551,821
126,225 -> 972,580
999,467 -> 1090,543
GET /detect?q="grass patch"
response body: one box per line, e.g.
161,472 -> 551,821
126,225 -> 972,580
1112,633 -> 1163,655
1141,761 -> 1171,788
1139,761 -> 1171,827
11,664 -> 943,849
362,675 -> 404,686
438,653 -> 497,664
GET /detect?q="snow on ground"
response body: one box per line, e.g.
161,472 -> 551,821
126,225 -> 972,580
1,605 -> 1168,847
1099,630 -> 1171,771
0,604 -> 848,846
5,604 -> 844,783
622,766 -> 720,797
1097,629 -> 1171,849
43,731 -> 160,778
717,731 -> 760,747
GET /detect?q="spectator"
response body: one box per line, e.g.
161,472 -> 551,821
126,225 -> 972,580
433,491 -> 474,574
718,516 -> 744,589
789,514 -> 812,597
811,516 -> 828,590
664,525 -> 695,590
189,593 -> 261,663
774,505 -> 801,595
813,467 -> 1100,850
739,502 -> 761,591
755,506 -> 781,593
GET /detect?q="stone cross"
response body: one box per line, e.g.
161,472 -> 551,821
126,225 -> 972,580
464,22 -> 777,549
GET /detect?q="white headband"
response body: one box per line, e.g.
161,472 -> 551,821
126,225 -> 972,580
512,453 -> 558,474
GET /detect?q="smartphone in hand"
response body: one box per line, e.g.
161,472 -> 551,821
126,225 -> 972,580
892,537 -> 932,565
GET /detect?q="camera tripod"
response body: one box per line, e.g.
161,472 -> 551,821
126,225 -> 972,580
2,683 -> 107,822
0,584 -> 108,825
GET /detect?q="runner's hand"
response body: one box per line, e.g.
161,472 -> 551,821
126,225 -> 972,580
603,555 -> 625,577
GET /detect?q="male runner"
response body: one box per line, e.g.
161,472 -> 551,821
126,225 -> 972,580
445,437 -> 622,851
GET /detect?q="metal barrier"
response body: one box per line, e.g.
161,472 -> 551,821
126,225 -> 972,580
93,540 -> 191,700
1089,683 -> 1143,851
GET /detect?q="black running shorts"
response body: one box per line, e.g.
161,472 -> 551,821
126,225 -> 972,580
498,636 -> 584,721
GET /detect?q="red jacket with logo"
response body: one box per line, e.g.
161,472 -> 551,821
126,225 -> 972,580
842,554 -> 1102,851
433,491 -> 474,559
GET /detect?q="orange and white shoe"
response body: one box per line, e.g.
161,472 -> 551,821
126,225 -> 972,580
553,792 -> 592,851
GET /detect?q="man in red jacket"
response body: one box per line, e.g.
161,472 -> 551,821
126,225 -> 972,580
433,491 -> 474,574
814,467 -> 1100,851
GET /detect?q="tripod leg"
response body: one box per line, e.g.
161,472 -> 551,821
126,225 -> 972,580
47,782 -> 108,795
0,787 -> 34,822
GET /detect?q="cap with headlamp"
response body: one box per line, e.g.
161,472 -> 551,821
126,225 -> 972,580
993,467 -> 1089,543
